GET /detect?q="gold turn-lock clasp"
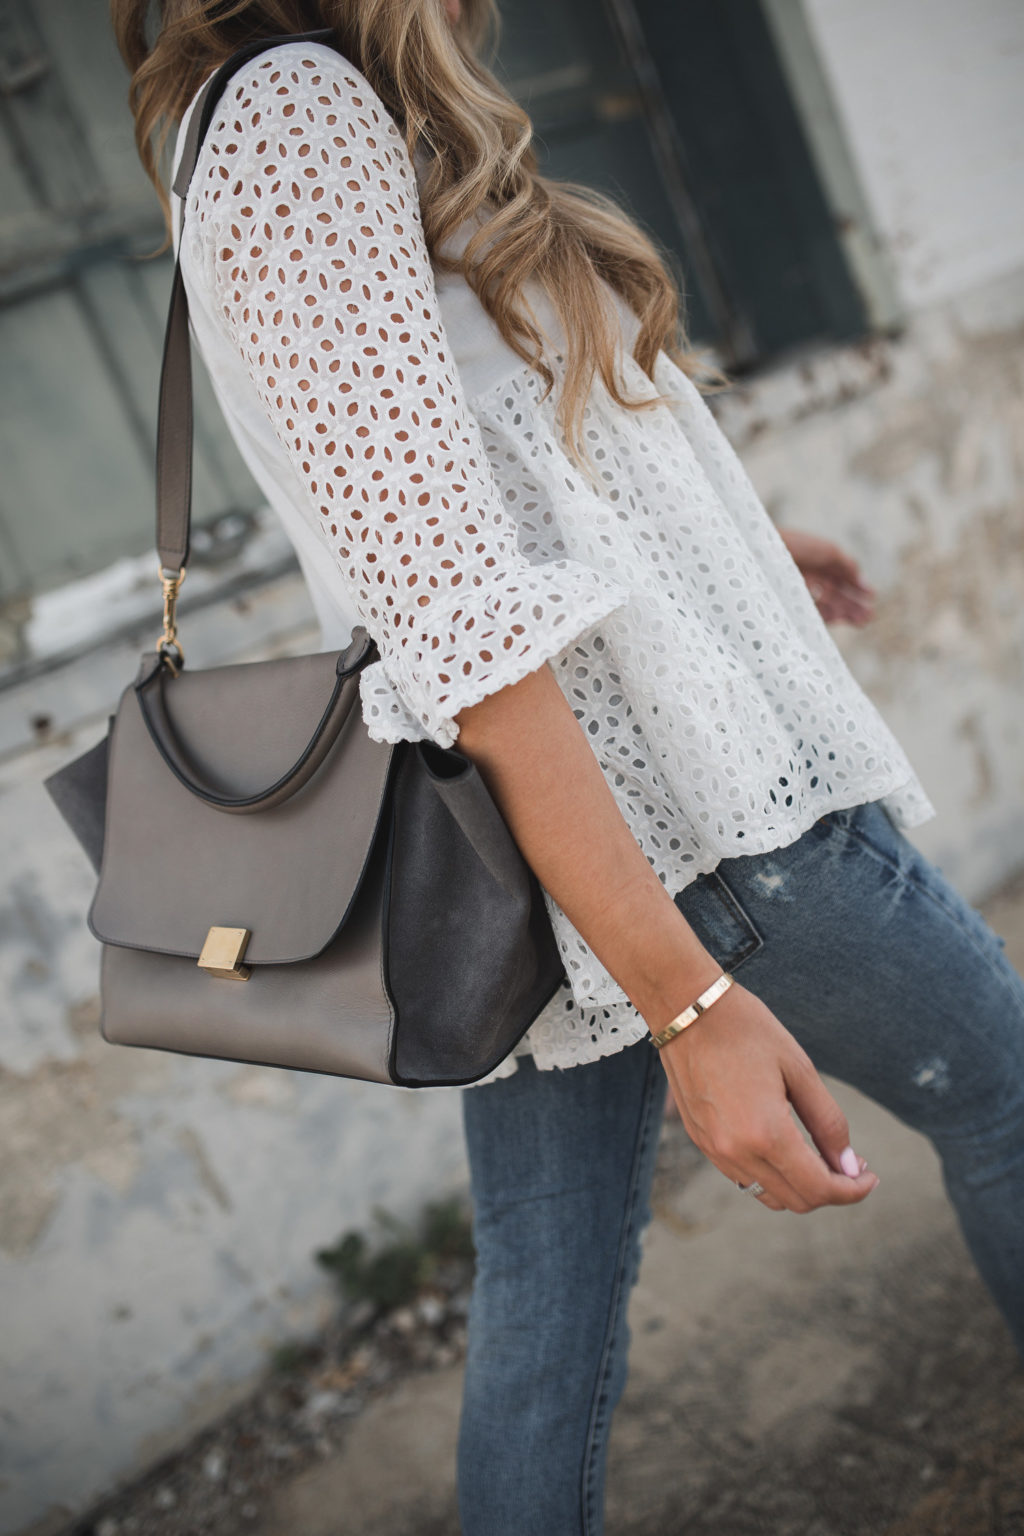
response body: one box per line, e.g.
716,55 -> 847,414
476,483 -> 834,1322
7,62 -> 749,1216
156,564 -> 187,675
197,926 -> 252,981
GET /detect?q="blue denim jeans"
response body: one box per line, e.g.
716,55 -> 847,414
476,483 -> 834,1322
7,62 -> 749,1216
458,799 -> 1024,1535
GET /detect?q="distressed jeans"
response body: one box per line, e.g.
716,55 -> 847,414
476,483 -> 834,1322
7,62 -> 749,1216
457,799 -> 1024,1536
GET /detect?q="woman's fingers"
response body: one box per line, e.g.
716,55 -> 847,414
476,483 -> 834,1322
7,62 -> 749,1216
782,1049 -> 857,1173
817,544 -> 874,596
737,1181 -> 786,1212
727,1147 -> 876,1214
696,1115 -> 876,1214
756,1124 -> 879,1210
798,537 -> 876,627
810,575 -> 876,626
728,1148 -> 877,1213
695,1145 -> 792,1211
782,1054 -> 881,1200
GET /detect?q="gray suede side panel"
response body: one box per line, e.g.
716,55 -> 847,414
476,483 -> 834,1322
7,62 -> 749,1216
387,745 -> 564,1085
43,732 -> 110,875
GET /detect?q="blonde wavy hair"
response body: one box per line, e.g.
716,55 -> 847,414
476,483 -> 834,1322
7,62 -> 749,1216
112,0 -> 710,466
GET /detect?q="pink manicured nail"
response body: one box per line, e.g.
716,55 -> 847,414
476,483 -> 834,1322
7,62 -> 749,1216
840,1146 -> 861,1178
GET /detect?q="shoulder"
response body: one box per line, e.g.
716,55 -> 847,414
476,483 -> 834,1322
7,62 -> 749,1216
182,39 -> 417,240
204,40 -> 402,150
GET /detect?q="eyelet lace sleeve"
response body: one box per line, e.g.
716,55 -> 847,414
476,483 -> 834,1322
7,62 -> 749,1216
189,43 -> 626,745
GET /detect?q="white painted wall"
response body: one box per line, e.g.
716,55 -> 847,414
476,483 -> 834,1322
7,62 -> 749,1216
2,8 -> 1024,1534
804,0 -> 1024,309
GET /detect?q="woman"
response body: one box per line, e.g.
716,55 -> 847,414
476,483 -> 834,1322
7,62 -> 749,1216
114,2 -> 1024,1530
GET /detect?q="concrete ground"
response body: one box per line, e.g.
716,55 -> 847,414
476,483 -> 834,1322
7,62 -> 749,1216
71,873 -> 1024,1536
244,874 -> 1024,1536
246,1134 -> 1022,1536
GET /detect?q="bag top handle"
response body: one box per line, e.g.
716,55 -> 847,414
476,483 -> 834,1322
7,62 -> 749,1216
154,29 -> 335,586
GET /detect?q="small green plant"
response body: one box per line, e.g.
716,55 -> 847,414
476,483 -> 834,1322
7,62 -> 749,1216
316,1197 -> 474,1314
270,1338 -> 317,1375
421,1196 -> 476,1264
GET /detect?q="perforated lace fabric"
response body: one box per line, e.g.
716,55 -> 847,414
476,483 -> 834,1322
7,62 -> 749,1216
175,43 -> 935,1080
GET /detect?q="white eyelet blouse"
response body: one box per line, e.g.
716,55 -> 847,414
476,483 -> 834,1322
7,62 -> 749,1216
172,42 -> 935,1079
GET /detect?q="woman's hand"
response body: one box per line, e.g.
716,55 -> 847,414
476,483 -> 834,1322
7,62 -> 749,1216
779,528 -> 876,627
659,981 -> 880,1212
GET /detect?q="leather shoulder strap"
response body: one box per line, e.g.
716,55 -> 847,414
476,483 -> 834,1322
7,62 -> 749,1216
156,28 -> 336,574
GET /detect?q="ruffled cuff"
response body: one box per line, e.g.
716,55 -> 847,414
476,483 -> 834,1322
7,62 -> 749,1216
359,559 -> 628,748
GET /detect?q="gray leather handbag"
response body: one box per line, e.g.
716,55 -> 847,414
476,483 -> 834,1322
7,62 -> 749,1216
44,33 -> 564,1088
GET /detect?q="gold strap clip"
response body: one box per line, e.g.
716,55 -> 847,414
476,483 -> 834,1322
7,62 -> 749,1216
156,564 -> 187,675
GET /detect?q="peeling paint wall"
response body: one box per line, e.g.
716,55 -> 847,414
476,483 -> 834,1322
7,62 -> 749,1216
3,7 -> 1024,1534
0,616 -> 469,1535
716,264 -> 1024,897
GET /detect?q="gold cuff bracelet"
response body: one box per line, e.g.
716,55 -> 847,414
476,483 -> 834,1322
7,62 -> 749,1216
650,972 -> 734,1050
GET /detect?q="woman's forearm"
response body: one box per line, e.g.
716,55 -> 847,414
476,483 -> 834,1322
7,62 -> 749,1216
454,662 -> 722,1032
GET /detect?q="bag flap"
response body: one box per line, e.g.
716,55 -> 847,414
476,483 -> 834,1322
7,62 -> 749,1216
89,650 -> 394,963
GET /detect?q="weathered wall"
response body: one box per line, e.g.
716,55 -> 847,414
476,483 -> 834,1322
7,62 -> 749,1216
717,265 -> 1024,899
2,5 -> 1024,1532
804,0 -> 1024,308
0,588 -> 469,1536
